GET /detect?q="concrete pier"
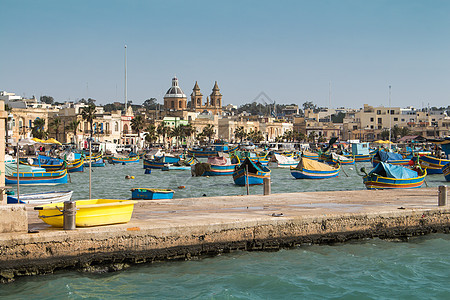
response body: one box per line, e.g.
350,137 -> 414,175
1,187 -> 449,282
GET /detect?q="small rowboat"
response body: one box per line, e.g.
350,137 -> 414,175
232,158 -> 271,186
362,162 -> 426,190
7,190 -> 73,204
290,157 -> 340,179
131,188 -> 174,200
34,199 -> 138,227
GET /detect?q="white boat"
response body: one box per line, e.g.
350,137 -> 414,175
268,153 -> 299,168
7,190 -> 74,205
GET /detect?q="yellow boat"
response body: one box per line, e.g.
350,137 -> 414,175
34,199 -> 138,227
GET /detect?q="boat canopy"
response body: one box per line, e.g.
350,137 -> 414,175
369,162 -> 418,179
375,151 -> 404,161
207,155 -> 230,165
296,158 -> 335,171
270,153 -> 297,164
5,163 -> 46,176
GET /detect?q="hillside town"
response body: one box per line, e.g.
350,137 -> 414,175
2,76 -> 450,153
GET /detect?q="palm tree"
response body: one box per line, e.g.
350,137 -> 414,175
80,104 -> 96,138
202,124 -> 215,143
308,131 -> 317,143
181,124 -> 196,147
66,119 -> 81,146
170,125 -> 184,148
32,118 -> 47,139
144,125 -> 157,148
49,117 -> 62,141
157,121 -> 169,149
131,115 -> 145,149
234,126 -> 247,143
248,130 -> 264,143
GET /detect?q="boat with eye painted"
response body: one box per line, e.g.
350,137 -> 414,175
5,163 -> 68,185
232,158 -> 271,186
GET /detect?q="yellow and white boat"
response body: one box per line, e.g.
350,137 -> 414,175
34,199 -> 137,227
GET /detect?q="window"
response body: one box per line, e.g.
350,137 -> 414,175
171,101 -> 175,109
370,125 -> 374,129
401,119 -> 405,122
378,118 -> 382,124
370,118 -> 374,122
115,122 -> 119,131
377,110 -> 381,115
353,125 -> 357,130
378,125 -> 382,129
390,110 -> 395,115
394,118 -> 398,121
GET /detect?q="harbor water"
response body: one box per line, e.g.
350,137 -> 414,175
14,161 -> 448,200
1,234 -> 449,298
3,162 -> 449,297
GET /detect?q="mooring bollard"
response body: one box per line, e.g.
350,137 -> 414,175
263,177 -> 271,195
438,185 -> 448,206
63,201 -> 76,230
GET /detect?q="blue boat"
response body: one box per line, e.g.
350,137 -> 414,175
143,155 -> 180,169
131,188 -> 174,200
413,155 -> 450,174
372,150 -> 410,167
290,158 -> 340,179
84,158 -> 106,167
5,163 -> 68,186
26,154 -> 85,172
232,158 -> 271,186
191,156 -> 237,176
111,156 -> 140,164
363,162 -> 426,190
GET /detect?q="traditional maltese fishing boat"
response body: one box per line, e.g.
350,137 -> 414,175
111,155 -> 140,164
191,155 -> 237,176
232,158 -> 271,186
362,162 -> 426,190
290,157 -> 340,179
268,153 -> 299,168
5,163 -> 68,185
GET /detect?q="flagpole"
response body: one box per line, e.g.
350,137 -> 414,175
388,85 -> 391,150
124,45 -> 127,114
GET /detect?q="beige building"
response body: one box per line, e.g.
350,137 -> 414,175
190,81 -> 223,115
164,77 -> 187,111
7,107 -> 55,144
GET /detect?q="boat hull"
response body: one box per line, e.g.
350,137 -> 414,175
232,168 -> 270,186
290,167 -> 340,179
5,169 -> 68,185
203,164 -> 238,176
415,155 -> 450,174
35,199 -> 137,227
111,156 -> 140,164
443,163 -> 450,181
363,173 -> 426,190
131,188 -> 174,200
7,190 -> 73,204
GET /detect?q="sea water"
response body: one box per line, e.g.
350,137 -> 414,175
1,234 -> 449,299
3,162 -> 449,297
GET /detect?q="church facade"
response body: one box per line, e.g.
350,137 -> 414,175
163,77 -> 223,115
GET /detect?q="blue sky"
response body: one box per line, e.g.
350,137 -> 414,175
2,0 -> 449,109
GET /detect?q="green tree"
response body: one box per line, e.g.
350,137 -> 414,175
32,118 -> 47,139
294,131 -> 305,142
302,101 -> 316,111
234,126 -> 247,143
49,117 -> 62,141
202,124 -> 215,143
308,131 -> 317,143
400,127 -> 411,137
66,119 -> 81,145
380,129 -> 390,140
143,98 -> 158,110
40,95 -> 54,104
392,125 -> 401,141
248,130 -> 264,143
170,125 -> 184,147
80,104 -> 96,138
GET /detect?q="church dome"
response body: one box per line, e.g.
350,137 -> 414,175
164,76 -> 186,98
